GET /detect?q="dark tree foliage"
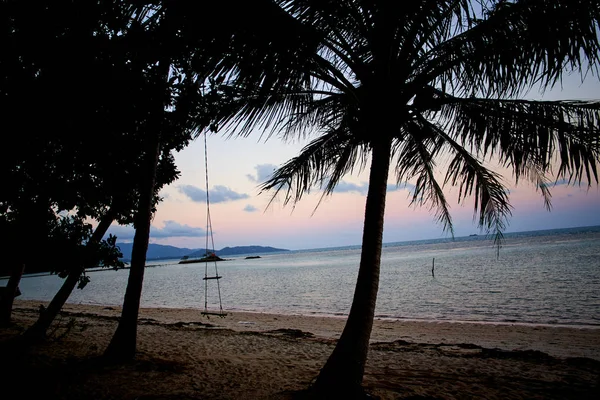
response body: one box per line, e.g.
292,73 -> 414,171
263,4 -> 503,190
188,1 -> 600,397
99,2 -> 233,361
0,0 -> 187,277
0,0 -> 208,330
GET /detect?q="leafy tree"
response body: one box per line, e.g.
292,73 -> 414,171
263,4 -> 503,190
0,0 -> 231,356
103,2 -> 228,361
0,0 -> 184,334
201,0 -> 600,397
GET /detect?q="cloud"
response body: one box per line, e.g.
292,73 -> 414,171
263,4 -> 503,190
331,181 -> 415,195
178,185 -> 206,202
389,182 -> 416,193
210,185 -> 250,203
106,220 -> 206,241
553,179 -> 570,186
334,181 -> 369,194
105,225 -> 136,241
179,184 -> 249,203
247,164 -> 278,183
243,204 -> 259,212
551,178 -> 590,187
151,220 -> 206,238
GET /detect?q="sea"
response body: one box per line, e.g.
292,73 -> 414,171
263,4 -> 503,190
10,225 -> 600,327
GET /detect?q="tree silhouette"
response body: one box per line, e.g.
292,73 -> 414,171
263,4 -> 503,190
1,0 -> 183,336
202,1 -> 600,397
103,2 -> 229,361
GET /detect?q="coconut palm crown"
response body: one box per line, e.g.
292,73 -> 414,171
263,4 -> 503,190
199,0 -> 600,396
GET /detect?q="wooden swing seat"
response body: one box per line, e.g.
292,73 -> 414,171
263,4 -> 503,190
201,311 -> 227,317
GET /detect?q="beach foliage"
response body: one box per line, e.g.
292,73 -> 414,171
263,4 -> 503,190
0,0 -> 202,335
0,0 -> 174,276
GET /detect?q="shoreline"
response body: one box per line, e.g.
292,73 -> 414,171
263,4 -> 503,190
13,295 -> 600,330
12,299 -> 600,361
220,307 -> 600,330
4,299 -> 600,399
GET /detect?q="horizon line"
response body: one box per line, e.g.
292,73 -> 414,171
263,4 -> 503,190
119,224 -> 600,252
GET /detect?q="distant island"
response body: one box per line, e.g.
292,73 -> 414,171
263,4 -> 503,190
179,253 -> 226,264
117,243 -> 289,262
186,246 -> 288,258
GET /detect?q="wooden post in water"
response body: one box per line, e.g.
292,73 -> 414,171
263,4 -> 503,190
431,258 -> 435,278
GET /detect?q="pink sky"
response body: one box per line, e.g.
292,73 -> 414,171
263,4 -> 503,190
106,73 -> 600,250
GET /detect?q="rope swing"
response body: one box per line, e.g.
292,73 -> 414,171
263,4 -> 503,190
201,133 -> 226,317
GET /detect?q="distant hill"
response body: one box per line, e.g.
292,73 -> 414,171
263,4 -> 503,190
117,243 -> 199,262
117,243 -> 289,262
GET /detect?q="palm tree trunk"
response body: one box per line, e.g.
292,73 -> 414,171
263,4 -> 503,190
312,138 -> 392,398
0,263 -> 25,327
22,209 -> 116,341
103,134 -> 161,362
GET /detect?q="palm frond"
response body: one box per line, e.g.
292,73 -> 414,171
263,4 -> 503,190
194,81 -> 314,141
183,0 -> 324,98
282,0 -> 372,82
281,92 -> 356,141
259,128 -> 367,207
416,0 -> 600,97
397,0 -> 473,70
532,169 -> 553,211
394,122 -> 454,235
438,96 -> 600,188
413,115 -> 512,245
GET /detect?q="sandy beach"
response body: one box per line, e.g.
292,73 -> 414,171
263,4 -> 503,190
2,299 -> 599,399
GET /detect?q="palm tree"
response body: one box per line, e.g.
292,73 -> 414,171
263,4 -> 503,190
206,0 -> 600,397
103,1 -> 230,361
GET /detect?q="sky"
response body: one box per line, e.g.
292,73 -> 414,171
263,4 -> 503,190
105,73 -> 600,251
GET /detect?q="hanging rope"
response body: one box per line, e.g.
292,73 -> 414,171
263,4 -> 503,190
202,133 -> 225,317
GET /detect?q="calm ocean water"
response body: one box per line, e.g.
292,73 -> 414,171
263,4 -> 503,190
11,226 -> 600,327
